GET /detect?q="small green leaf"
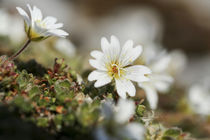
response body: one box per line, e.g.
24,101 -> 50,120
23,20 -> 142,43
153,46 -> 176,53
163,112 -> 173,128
163,127 -> 182,138
136,105 -> 146,117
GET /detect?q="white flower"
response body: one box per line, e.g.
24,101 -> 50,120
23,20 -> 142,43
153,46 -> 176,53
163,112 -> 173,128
167,50 -> 187,77
188,82 -> 210,116
88,35 -> 151,99
54,38 -> 76,57
96,99 -> 145,140
139,47 -> 173,109
16,4 -> 68,41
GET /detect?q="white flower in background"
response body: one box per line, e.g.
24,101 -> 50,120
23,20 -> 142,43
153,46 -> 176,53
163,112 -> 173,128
0,9 -> 25,44
114,99 -> 135,123
81,7 -> 162,51
188,81 -> 210,116
139,47 -> 174,110
88,35 -> 151,99
167,50 -> 187,77
0,9 -> 10,36
54,38 -> 76,57
95,99 -> 145,140
16,4 -> 68,41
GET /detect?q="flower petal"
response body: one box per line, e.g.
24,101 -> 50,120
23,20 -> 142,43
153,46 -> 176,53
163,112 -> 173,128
101,37 -> 110,53
46,29 -> 69,37
88,70 -> 112,88
16,7 -> 30,26
47,23 -> 63,29
90,50 -> 104,60
33,22 -> 48,37
110,35 -> 120,51
94,78 -> 112,88
43,16 -> 57,25
139,83 -> 158,109
27,4 -> 34,23
33,6 -> 42,21
89,59 -> 106,71
88,70 -> 106,81
109,35 -> 121,61
125,65 -> 152,83
101,36 -> 121,63
152,74 -> 173,92
151,54 -> 171,73
120,42 -> 143,66
115,79 -> 136,98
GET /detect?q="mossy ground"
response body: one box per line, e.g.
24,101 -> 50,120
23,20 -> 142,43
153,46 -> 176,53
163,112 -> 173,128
0,55 -> 200,140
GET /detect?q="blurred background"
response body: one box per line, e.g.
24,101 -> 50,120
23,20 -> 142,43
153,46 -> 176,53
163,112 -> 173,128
0,0 -> 210,138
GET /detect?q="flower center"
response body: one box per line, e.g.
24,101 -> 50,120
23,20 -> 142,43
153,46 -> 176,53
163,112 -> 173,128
107,63 -> 125,79
112,65 -> 118,74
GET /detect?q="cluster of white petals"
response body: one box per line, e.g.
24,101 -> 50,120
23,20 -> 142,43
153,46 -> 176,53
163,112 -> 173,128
16,4 -> 68,41
95,99 -> 145,140
139,46 -> 174,109
88,35 -> 151,99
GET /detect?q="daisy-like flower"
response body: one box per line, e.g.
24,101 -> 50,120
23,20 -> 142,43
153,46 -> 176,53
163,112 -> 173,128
88,35 -> 151,99
16,4 -> 68,41
9,4 -> 69,60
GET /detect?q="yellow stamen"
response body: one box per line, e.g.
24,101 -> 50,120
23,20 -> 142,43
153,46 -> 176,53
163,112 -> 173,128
107,62 -> 125,79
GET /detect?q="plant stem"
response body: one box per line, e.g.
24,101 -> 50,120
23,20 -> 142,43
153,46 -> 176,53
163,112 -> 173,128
9,39 -> 31,61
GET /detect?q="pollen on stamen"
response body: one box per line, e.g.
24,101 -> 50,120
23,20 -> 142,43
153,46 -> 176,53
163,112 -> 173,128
112,65 -> 118,74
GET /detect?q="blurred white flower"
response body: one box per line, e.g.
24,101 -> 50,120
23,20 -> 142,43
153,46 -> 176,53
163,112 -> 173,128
0,9 -> 25,44
114,99 -> 135,123
100,99 -> 135,124
0,9 -> 10,36
95,99 -> 145,140
82,7 -> 163,52
100,7 -> 162,44
88,35 -> 151,99
16,4 -> 68,41
188,81 -> 210,116
54,38 -> 76,57
139,46 -> 174,109
167,50 -> 187,77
